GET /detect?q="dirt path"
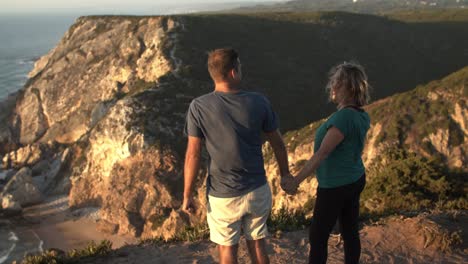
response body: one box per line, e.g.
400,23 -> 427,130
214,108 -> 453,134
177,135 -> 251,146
79,213 -> 467,264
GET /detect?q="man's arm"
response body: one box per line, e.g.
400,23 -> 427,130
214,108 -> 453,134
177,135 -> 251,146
264,129 -> 290,178
182,136 -> 203,214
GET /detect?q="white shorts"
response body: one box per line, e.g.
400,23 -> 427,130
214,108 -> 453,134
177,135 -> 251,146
207,183 -> 272,246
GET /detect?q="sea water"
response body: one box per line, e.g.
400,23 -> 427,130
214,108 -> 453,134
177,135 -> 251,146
0,14 -> 77,100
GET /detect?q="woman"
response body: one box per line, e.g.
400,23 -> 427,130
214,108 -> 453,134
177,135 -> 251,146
284,62 -> 371,264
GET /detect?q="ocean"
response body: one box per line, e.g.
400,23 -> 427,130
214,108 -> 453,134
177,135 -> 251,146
0,15 -> 77,100
0,14 -> 77,263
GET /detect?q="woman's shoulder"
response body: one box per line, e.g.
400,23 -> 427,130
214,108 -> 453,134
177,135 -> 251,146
330,108 -> 356,119
337,107 -> 369,117
328,108 -> 370,126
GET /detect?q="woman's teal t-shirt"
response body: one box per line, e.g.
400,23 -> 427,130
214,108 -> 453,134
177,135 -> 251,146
314,108 -> 370,188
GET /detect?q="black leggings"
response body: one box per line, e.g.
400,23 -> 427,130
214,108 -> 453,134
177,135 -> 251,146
309,175 -> 366,264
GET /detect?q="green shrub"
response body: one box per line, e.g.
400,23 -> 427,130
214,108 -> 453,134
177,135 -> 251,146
140,223 -> 210,245
362,148 -> 467,216
174,224 -> 210,242
267,207 -> 310,232
21,240 -> 112,264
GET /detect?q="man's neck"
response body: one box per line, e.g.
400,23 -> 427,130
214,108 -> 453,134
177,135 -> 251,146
214,82 -> 241,93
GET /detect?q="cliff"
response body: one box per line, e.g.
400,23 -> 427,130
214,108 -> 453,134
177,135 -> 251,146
0,12 -> 467,240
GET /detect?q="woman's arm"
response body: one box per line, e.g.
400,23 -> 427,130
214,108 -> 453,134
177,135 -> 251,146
291,126 -> 345,188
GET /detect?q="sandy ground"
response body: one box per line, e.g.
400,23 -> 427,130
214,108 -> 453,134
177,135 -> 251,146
76,212 -> 467,264
19,196 -> 137,252
6,197 -> 467,264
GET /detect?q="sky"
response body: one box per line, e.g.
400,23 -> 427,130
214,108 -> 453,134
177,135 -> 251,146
0,0 -> 288,14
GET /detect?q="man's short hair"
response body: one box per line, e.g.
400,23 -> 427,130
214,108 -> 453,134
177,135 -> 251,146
207,48 -> 239,82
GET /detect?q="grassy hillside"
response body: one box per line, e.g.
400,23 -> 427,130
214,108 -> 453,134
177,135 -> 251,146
174,11 -> 468,131
386,9 -> 468,22
366,65 -> 467,149
234,0 -> 468,14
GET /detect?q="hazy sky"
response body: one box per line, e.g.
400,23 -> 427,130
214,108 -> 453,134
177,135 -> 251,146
1,0 -> 287,14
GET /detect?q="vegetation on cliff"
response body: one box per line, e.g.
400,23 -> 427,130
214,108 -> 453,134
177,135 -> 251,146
20,240 -> 112,264
234,0 -> 468,15
362,148 -> 467,216
176,10 -> 468,131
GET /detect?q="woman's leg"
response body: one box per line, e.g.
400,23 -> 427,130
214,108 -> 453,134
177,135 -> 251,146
339,176 -> 365,264
309,188 -> 342,264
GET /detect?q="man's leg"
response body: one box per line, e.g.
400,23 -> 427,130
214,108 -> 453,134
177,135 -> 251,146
219,244 -> 239,264
244,184 -> 272,264
207,195 -> 243,264
246,238 -> 269,264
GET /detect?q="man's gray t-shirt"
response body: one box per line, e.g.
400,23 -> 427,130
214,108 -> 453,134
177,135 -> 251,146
185,90 -> 278,198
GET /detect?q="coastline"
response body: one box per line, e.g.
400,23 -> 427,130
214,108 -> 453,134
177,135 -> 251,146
1,196 -> 138,263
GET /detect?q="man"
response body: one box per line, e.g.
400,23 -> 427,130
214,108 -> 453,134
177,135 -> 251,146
182,48 -> 291,264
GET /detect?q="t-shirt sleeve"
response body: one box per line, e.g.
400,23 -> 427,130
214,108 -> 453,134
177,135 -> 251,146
262,96 -> 279,132
184,101 -> 204,138
326,110 -> 351,137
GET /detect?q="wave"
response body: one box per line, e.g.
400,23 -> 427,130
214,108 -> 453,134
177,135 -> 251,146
13,73 -> 29,80
9,232 -> 18,242
0,232 -> 19,264
16,57 -> 39,66
32,231 -> 44,252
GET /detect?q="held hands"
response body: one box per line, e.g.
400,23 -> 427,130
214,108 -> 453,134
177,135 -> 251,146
280,174 -> 299,195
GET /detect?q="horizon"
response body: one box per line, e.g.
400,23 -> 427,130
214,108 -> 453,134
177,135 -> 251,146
0,0 -> 288,15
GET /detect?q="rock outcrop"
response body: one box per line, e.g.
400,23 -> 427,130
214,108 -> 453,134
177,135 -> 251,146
2,144 -> 45,169
1,168 -> 42,207
68,87 -> 201,237
0,93 -> 18,156
1,194 -> 22,216
12,16 -> 180,146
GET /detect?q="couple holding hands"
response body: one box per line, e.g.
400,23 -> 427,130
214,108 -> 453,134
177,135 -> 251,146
183,48 -> 370,264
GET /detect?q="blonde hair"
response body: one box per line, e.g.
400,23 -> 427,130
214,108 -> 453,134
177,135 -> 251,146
326,61 -> 371,106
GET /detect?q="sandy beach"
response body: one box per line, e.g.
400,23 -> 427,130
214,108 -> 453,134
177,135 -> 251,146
1,196 -> 138,263
23,196 -> 138,251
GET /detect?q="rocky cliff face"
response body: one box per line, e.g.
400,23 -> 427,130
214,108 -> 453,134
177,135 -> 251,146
68,89 -> 207,238
1,15 -> 215,238
0,13 -> 467,239
1,16 -> 199,237
12,16 -> 178,146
